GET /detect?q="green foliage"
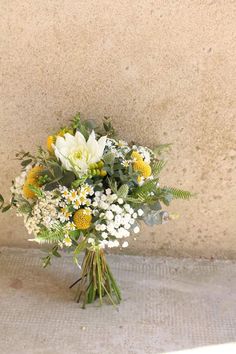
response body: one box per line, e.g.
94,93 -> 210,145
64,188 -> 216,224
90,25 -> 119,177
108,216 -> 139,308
71,176 -> 87,189
117,184 -> 129,199
128,179 -> 159,203
70,112 -> 97,139
35,227 -> 64,244
103,152 -> 116,164
28,184 -> 44,198
102,117 -> 116,137
163,187 -> 193,200
142,208 -> 166,226
21,159 -> 33,167
18,201 -> 32,215
152,160 -> 166,176
0,194 -> 14,213
42,245 -> 61,268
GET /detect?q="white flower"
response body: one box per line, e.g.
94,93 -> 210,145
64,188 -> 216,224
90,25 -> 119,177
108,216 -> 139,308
124,204 -> 131,212
95,224 -> 102,231
54,131 -> 106,176
105,210 -> 114,220
100,224 -> 107,231
108,240 -> 119,248
101,232 -> 108,239
63,236 -> 72,247
117,198 -> 124,204
100,202 -> 109,210
137,209 -> 144,216
122,241 -> 129,248
133,226 -> 140,234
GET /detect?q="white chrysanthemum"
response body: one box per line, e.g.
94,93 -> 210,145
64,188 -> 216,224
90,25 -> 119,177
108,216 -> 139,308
54,131 -> 106,176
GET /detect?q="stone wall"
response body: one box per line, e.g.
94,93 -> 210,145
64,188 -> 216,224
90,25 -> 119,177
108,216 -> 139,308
1,1 -> 235,258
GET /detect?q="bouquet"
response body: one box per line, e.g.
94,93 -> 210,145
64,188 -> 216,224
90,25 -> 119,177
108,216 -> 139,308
0,114 -> 192,307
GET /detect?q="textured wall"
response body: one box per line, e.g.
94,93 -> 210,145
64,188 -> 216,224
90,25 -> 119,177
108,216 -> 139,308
0,0 -> 235,258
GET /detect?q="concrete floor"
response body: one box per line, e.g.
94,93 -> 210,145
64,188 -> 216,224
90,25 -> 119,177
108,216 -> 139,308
0,248 -> 235,354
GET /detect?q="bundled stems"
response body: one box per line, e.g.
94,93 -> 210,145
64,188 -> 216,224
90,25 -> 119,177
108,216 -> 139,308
70,249 -> 121,308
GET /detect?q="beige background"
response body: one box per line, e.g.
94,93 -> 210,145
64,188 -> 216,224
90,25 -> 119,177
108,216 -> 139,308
0,0 -> 235,258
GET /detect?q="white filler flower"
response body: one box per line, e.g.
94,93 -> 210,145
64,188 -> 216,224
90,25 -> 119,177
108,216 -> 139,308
54,131 -> 106,176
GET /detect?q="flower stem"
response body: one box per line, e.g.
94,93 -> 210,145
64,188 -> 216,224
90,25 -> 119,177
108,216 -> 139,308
70,249 -> 121,307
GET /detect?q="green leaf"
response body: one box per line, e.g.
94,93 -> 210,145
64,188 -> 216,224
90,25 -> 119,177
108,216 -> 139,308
108,178 -> 118,194
117,184 -> 129,199
142,205 -> 168,226
59,171 -> 76,188
52,249 -> 61,257
132,179 -> 158,200
103,152 -> 115,164
2,204 -> 12,213
21,159 -> 32,167
18,202 -> 32,214
73,239 -> 87,256
164,187 -> 193,200
152,160 -> 166,176
103,117 -> 116,137
69,229 -> 81,240
28,184 -> 44,198
71,176 -> 87,189
35,227 -> 64,244
42,255 -> 51,268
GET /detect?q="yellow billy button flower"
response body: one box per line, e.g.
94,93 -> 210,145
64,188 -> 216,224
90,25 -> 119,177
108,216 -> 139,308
131,151 -> 143,162
73,209 -> 92,230
23,166 -> 44,199
133,160 -> 152,178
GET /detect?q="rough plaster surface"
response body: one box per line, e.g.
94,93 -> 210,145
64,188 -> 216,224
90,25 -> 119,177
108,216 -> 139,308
0,1 -> 236,258
0,248 -> 236,353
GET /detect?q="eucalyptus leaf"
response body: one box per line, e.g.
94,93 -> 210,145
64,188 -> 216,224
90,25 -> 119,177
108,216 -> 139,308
21,159 -> 32,167
59,171 -> 76,187
2,204 -> 12,213
103,152 -> 115,164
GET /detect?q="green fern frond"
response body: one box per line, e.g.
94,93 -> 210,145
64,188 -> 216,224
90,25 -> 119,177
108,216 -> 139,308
128,180 -> 159,204
164,187 -> 193,200
152,160 -> 166,176
35,227 -> 64,244
134,179 -> 157,196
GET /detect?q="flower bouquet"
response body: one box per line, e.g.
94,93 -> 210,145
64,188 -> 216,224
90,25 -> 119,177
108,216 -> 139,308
0,114 -> 192,307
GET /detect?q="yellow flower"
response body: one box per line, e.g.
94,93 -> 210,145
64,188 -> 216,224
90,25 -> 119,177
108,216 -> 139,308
61,208 -> 71,219
23,166 -> 44,199
47,136 -> 55,154
73,209 -> 92,230
69,190 -> 78,201
131,151 -> 143,161
47,128 -> 73,154
27,166 -> 44,180
133,160 -> 152,178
